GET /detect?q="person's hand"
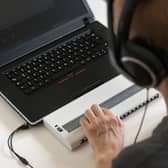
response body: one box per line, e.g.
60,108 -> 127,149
80,104 -> 124,164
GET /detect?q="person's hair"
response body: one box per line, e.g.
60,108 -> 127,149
114,0 -> 168,50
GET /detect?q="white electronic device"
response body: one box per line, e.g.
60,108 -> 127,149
43,75 -> 160,150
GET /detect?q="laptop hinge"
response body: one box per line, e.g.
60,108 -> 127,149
83,17 -> 93,26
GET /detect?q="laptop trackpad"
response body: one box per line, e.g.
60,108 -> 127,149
57,68 -> 102,100
71,79 -> 101,99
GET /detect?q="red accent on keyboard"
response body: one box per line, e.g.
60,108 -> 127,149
57,77 -> 70,84
75,68 -> 87,76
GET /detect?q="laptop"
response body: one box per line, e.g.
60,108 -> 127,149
0,0 -> 160,150
0,0 -> 118,125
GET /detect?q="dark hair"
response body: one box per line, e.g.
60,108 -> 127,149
114,0 -> 168,50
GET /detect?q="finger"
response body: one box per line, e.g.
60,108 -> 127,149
115,115 -> 120,125
102,107 -> 112,116
109,124 -> 118,137
116,115 -> 124,127
91,104 -> 104,117
102,108 -> 119,127
84,109 -> 96,123
80,117 -> 92,138
80,117 -> 90,128
102,108 -> 117,121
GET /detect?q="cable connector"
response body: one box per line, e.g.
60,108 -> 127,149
19,123 -> 30,130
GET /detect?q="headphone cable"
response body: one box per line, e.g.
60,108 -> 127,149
7,123 -> 34,168
134,88 -> 150,144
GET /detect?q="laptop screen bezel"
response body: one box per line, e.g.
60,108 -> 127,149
0,0 -> 94,68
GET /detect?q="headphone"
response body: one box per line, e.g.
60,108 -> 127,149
107,0 -> 168,88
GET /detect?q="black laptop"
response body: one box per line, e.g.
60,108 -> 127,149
0,0 -> 118,125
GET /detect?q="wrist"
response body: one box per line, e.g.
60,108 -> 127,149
95,150 -> 118,162
96,155 -> 112,168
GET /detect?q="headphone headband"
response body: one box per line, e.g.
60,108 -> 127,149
117,0 -> 139,43
107,0 -> 140,55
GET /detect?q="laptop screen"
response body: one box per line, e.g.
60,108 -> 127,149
0,0 -> 90,67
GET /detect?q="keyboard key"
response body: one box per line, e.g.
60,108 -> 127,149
86,57 -> 91,62
21,73 -> 26,78
44,79 -> 51,84
13,70 -> 20,76
27,81 -> 33,86
20,83 -> 29,90
39,81 -> 45,87
16,81 -> 22,87
75,57 -> 81,61
58,66 -> 63,70
51,58 -> 56,62
32,73 -> 38,77
51,69 -> 57,73
91,55 -> 96,59
33,78 -> 40,83
69,60 -> 75,64
39,75 -> 45,80
6,72 -> 15,79
80,60 -> 86,65
56,55 -> 62,59
26,75 -> 33,80
23,88 -> 32,95
11,76 -> 21,82
30,86 -> 37,91
63,63 -> 68,67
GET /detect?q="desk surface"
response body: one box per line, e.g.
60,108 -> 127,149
0,1 -> 167,168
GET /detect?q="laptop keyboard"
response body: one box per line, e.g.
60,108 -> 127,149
5,30 -> 108,95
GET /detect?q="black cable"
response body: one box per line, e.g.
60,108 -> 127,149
134,88 -> 150,144
7,123 -> 34,168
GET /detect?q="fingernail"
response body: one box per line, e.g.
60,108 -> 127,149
91,104 -> 96,108
116,115 -> 120,119
97,104 -> 101,109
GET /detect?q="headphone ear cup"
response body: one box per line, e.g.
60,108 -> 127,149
120,40 -> 166,87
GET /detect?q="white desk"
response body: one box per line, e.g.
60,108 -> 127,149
0,1 -> 167,167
